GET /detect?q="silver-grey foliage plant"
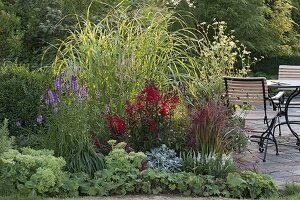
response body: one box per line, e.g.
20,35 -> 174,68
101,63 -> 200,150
146,144 -> 182,173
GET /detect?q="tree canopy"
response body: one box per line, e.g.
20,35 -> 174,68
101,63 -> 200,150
172,0 -> 299,56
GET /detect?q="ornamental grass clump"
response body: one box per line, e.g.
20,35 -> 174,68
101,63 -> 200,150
182,101 -> 236,178
187,100 -> 229,155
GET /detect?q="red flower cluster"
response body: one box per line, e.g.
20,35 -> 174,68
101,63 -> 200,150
124,82 -> 179,151
159,95 -> 179,117
144,83 -> 160,105
147,118 -> 158,133
104,82 -> 179,151
126,82 -> 179,120
107,116 -> 127,139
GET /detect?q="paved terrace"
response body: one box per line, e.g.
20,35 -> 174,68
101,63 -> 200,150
235,106 -> 300,188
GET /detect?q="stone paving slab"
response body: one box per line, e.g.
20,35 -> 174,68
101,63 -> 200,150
235,113 -> 300,188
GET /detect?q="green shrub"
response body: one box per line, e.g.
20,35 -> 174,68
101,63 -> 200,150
0,147 -> 67,196
0,119 -> 14,154
226,171 -> 278,199
0,63 -> 48,137
53,6 -> 251,124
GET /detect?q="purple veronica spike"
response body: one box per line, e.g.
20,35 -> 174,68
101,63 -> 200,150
71,76 -> 78,93
81,85 -> 88,101
54,74 -> 63,92
77,93 -> 82,104
53,92 -> 60,104
16,119 -> 21,127
36,114 -> 43,124
48,89 -> 55,104
64,82 -> 70,91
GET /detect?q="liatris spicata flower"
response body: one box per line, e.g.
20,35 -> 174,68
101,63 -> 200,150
36,114 -> 43,124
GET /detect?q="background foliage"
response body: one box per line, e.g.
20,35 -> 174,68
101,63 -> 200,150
171,0 -> 299,56
0,63 -> 48,137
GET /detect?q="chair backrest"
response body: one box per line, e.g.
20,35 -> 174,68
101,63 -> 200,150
278,65 -> 300,80
223,77 -> 268,107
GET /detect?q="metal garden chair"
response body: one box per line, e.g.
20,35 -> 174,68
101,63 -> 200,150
274,65 -> 300,136
223,77 -> 280,162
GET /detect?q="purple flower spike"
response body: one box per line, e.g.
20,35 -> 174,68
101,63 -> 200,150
78,84 -> 88,104
81,85 -> 88,101
71,76 -> 78,93
54,74 -> 63,92
53,92 -> 60,104
16,119 -> 21,128
77,94 -> 82,104
64,82 -> 70,91
48,89 -> 55,104
36,114 -> 43,124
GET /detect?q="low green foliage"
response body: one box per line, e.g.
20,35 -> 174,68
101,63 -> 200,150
0,147 -> 67,196
67,141 -> 277,199
226,171 -> 278,199
283,182 -> 300,196
0,119 -> 14,154
79,140 -> 147,196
